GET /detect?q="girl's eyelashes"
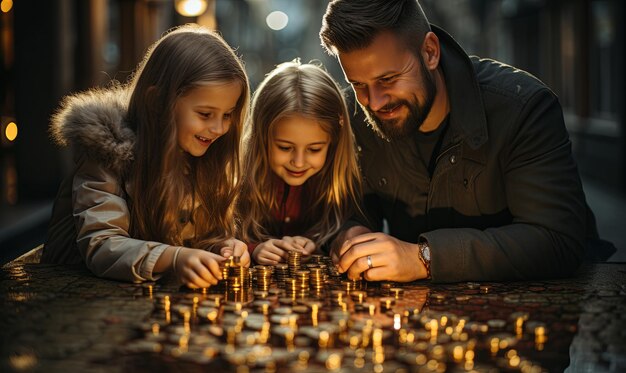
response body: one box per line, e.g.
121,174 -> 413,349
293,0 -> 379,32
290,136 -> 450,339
275,144 -> 324,153
198,111 -> 233,120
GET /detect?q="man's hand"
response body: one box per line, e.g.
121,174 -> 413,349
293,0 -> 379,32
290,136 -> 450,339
330,225 -> 372,265
337,232 -> 428,282
218,238 -> 251,267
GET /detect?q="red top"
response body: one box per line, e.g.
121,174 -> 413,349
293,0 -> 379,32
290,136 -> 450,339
247,182 -> 304,256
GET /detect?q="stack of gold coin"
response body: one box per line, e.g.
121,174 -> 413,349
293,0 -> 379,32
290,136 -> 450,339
254,265 -> 273,291
288,251 -> 302,277
285,276 -> 309,299
310,254 -> 324,265
214,262 -> 230,292
295,270 -> 310,289
330,290 -> 346,307
379,296 -> 396,312
341,278 -> 363,292
390,287 -> 404,299
309,267 -> 325,291
350,290 -> 367,304
228,263 -> 250,290
380,282 -> 393,296
274,264 -> 289,287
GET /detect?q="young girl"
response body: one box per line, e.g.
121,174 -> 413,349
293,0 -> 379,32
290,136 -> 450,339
42,24 -> 251,288
238,60 -> 362,265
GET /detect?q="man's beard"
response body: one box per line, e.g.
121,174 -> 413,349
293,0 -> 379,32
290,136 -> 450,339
362,57 -> 437,139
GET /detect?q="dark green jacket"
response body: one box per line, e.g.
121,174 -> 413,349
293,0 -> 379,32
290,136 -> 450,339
351,26 -> 591,282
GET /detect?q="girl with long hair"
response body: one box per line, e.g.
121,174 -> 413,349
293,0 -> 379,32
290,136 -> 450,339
43,24 -> 251,288
239,60 -> 362,265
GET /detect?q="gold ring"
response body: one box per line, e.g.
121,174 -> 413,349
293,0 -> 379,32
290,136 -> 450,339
367,255 -> 373,269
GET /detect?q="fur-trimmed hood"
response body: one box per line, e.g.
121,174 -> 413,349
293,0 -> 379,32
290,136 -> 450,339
50,87 -> 135,175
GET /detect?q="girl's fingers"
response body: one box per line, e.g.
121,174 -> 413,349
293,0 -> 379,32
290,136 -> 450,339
182,268 -> 213,288
261,251 -> 284,263
220,247 -> 233,258
191,262 -> 219,286
273,239 -> 297,252
199,254 -> 223,281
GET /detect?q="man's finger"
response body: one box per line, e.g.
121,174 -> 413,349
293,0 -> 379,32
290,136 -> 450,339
363,266 -> 388,282
337,239 -> 381,273
339,234 -> 378,257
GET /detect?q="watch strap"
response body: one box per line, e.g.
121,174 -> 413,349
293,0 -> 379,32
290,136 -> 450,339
418,241 -> 431,279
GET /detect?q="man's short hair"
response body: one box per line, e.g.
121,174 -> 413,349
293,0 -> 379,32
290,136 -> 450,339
320,0 -> 431,56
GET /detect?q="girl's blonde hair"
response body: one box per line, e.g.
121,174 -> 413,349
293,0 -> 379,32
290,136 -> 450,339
239,60 -> 361,247
127,24 -> 250,249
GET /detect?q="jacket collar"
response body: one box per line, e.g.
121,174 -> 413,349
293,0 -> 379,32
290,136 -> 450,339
433,25 -> 488,157
50,86 -> 135,176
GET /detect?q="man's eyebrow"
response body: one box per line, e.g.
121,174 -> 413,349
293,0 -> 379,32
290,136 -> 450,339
346,71 -> 397,84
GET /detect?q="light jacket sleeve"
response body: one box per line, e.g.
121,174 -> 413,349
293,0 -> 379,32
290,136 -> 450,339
72,154 -> 171,282
424,89 -> 586,282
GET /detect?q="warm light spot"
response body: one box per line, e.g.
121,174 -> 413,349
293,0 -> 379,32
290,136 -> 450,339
510,355 -> 521,367
325,353 -> 341,370
9,350 -> 37,370
266,11 -> 288,30
319,330 -> 329,348
5,121 -> 17,141
174,0 -> 207,17
1,0 -> 13,13
453,345 -> 464,361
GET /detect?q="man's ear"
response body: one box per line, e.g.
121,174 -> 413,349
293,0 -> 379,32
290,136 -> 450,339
421,31 -> 441,71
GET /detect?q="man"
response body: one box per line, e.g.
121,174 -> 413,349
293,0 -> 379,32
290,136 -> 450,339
320,0 -> 598,282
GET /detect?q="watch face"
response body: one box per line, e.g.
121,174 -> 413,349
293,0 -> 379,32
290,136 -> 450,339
422,245 -> 431,262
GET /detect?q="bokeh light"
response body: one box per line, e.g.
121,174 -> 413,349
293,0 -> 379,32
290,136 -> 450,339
266,11 -> 288,31
5,122 -> 17,141
1,0 -> 13,13
174,0 -> 208,17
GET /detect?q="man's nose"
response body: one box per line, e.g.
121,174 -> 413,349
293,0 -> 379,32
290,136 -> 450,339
366,86 -> 387,112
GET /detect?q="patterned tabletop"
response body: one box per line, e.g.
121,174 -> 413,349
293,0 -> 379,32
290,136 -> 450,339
1,257 -> 625,372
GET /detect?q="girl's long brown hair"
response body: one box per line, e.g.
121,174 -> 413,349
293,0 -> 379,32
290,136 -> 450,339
126,25 -> 250,249
239,60 -> 361,247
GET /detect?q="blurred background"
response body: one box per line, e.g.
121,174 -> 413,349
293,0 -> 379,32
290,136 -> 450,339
0,0 -> 624,263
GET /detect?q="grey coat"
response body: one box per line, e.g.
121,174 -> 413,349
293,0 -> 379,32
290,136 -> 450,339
42,88 -> 176,282
351,26 -> 592,282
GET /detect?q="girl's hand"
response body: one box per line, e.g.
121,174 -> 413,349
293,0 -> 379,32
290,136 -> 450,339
175,248 -> 224,288
282,236 -> 316,256
218,238 -> 251,267
252,239 -> 292,265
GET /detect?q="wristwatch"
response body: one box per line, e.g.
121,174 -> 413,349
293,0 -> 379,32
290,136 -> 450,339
418,241 -> 431,279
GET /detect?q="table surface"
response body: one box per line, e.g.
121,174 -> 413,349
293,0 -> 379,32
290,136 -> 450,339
1,257 -> 625,373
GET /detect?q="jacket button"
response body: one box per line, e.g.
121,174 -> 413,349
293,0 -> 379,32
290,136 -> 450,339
463,178 -> 468,187
357,145 -> 362,152
378,177 -> 387,187
449,155 -> 457,164
284,217 -> 291,223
